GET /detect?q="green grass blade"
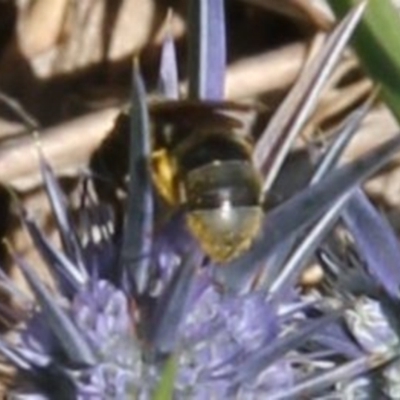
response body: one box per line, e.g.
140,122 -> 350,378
326,0 -> 400,122
152,355 -> 178,400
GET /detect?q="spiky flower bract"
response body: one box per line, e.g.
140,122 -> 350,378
2,1 -> 400,399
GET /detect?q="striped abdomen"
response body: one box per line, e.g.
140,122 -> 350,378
174,132 -> 263,262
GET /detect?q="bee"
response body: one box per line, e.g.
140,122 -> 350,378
90,100 -> 264,263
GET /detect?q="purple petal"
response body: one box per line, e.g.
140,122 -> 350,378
71,280 -> 132,353
218,293 -> 278,352
188,0 -> 226,100
158,14 -> 179,100
343,189 -> 400,298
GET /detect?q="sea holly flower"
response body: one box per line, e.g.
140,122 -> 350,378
316,187 -> 400,398
1,1 -> 400,399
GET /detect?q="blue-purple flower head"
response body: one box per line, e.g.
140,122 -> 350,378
2,1 -> 400,399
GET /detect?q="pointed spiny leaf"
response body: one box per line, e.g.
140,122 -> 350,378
22,211 -> 87,291
188,0 -> 226,100
269,350 -> 397,400
158,13 -> 179,100
151,252 -> 200,354
343,189 -> 400,299
254,2 -> 367,192
255,102 -> 370,291
14,255 -> 97,366
121,61 -> 154,294
311,97 -> 372,184
0,339 -> 34,371
39,155 -> 86,275
232,311 -> 342,385
220,133 -> 400,290
268,192 -> 351,297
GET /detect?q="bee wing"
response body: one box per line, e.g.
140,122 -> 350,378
150,100 -> 265,147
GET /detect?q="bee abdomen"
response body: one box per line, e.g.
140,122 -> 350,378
183,160 -> 261,210
182,159 -> 263,263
